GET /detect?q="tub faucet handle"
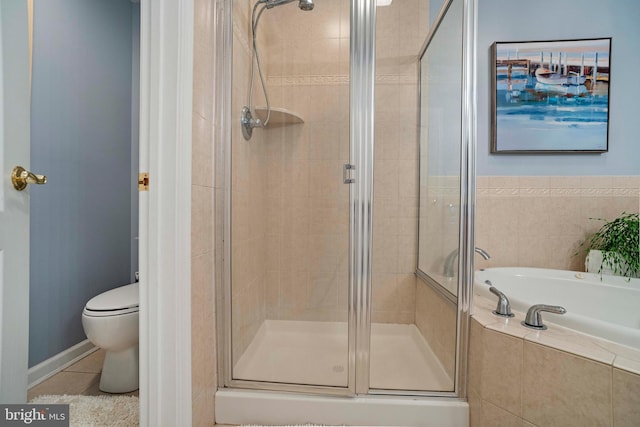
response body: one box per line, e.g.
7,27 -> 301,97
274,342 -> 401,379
487,282 -> 514,317
521,304 -> 566,330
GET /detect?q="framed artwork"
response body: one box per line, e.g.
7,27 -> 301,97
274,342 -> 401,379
491,38 -> 611,153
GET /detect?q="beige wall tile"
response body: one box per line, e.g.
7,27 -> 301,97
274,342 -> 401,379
613,368 -> 640,427
192,0 -> 214,121
415,277 -> 457,378
581,176 -> 613,189
481,330 -> 523,416
468,319 -> 484,395
372,273 -> 398,312
192,186 -> 214,257
549,176 -> 581,189
231,0 -> 424,326
518,176 -> 550,189
476,176 -> 640,270
193,389 -> 215,427
193,113 -> 214,187
522,342 -> 612,427
488,176 -> 518,189
481,400 -> 523,427
192,252 -> 214,401
192,3 -> 218,425
469,387 -> 482,427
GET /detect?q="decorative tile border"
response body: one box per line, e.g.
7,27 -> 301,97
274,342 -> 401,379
266,73 -> 417,87
476,176 -> 640,198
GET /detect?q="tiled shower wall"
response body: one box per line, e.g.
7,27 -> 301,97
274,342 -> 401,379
260,0 -> 351,322
476,176 -> 640,271
229,0 -> 433,325
371,0 -> 430,324
192,0 -> 217,424
231,0 -> 269,364
415,276 -> 457,380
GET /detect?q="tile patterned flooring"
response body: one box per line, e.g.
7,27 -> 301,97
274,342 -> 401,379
28,349 -> 139,400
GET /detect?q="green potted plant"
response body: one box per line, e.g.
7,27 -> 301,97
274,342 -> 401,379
579,212 -> 639,279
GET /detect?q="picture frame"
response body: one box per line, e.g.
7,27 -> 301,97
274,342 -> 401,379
491,38 -> 611,154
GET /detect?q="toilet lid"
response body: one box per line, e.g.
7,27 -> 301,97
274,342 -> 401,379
85,283 -> 139,312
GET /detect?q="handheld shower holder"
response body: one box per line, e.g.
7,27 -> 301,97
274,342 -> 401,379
241,107 -> 264,140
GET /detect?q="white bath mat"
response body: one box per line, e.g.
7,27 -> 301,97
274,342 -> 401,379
30,394 -> 138,427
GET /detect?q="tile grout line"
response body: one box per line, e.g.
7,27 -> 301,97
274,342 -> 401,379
610,365 -> 614,427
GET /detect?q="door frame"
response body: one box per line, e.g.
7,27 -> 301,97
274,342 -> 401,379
138,0 -> 194,425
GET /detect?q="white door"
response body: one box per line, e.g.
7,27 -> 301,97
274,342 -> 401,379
0,0 -> 32,403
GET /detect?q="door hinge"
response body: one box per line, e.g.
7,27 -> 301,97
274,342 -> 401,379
343,163 -> 355,184
138,172 -> 149,191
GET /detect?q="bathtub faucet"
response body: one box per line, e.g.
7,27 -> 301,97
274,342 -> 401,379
488,283 -> 514,317
443,247 -> 491,277
522,304 -> 567,330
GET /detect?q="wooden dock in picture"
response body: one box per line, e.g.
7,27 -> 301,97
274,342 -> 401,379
496,59 -> 530,73
496,59 -> 530,69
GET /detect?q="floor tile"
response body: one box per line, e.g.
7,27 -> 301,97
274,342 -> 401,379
28,372 -> 100,400
64,349 -> 105,374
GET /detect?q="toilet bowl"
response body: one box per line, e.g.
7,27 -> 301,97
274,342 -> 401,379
82,283 -> 139,393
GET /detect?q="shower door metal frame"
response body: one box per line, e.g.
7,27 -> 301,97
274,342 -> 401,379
350,0 -> 376,396
214,0 -> 370,397
215,0 -> 477,399
365,0 -> 477,399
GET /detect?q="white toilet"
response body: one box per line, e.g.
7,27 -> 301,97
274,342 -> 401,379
82,283 -> 139,393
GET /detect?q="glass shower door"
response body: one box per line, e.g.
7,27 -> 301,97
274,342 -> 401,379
222,0 -> 474,398
228,0 -> 352,390
369,0 -> 463,393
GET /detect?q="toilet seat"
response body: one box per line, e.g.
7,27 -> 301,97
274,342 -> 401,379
83,283 -> 139,317
83,306 -> 139,317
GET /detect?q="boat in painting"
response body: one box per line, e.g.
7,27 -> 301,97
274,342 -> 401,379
535,68 -> 586,85
534,82 -> 588,96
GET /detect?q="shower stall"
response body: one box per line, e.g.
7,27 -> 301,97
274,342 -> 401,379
215,0 -> 476,424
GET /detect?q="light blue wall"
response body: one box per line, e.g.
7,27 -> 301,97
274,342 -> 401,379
131,4 -> 140,281
29,0 -> 137,367
429,0 -> 446,27
477,0 -> 640,176
423,0 -> 463,176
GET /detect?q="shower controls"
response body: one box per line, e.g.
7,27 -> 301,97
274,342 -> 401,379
521,304 -> 567,330
487,283 -> 514,317
243,0 -> 314,140
343,163 -> 355,184
241,107 -> 258,140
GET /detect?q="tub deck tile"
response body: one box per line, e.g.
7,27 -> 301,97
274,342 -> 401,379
523,325 -> 616,365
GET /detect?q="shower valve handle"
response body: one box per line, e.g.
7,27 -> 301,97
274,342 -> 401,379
488,284 -> 514,317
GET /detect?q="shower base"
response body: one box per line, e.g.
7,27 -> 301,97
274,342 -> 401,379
233,320 -> 452,391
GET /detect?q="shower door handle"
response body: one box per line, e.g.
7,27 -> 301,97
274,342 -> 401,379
343,163 -> 355,184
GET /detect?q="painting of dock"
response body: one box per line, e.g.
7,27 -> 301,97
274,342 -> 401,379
491,38 -> 611,153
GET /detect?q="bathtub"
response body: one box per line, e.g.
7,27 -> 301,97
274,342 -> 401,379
474,267 -> 640,350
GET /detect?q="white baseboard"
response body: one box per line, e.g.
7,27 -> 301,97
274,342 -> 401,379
28,340 -> 98,389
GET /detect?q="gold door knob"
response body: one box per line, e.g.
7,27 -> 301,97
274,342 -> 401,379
11,166 -> 47,191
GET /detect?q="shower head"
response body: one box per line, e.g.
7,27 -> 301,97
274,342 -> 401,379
264,0 -> 314,11
298,0 -> 314,11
